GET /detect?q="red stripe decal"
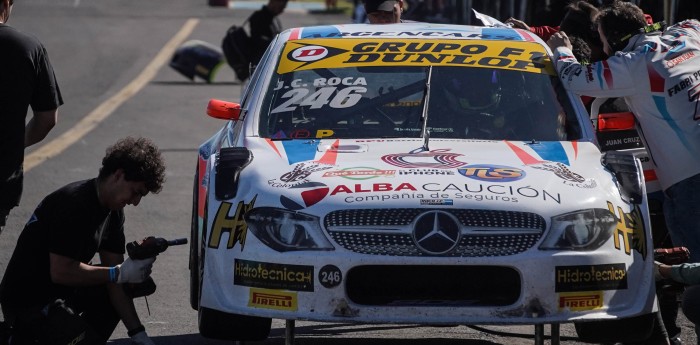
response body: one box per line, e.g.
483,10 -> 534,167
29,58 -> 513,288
505,140 -> 543,165
516,29 -> 536,42
289,28 -> 301,41
316,139 -> 339,165
265,138 -> 282,157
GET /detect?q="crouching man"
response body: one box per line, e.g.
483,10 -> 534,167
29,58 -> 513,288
0,136 -> 166,344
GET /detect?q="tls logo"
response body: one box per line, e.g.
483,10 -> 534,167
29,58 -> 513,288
608,201 -> 647,260
208,196 -> 257,250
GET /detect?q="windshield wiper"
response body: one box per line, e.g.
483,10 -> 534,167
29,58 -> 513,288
420,66 -> 433,151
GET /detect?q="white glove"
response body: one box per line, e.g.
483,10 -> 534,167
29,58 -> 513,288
130,330 -> 156,345
653,261 -> 665,281
117,257 -> 156,284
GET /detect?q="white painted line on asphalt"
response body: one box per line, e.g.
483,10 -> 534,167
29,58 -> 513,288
24,18 -> 200,172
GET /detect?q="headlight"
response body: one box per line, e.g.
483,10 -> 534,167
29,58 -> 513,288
245,207 -> 334,252
539,209 -> 616,250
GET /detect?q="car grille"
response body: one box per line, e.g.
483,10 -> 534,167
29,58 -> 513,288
324,209 -> 545,257
346,265 -> 521,306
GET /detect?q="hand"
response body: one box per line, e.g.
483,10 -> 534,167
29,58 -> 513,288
505,18 -> 530,31
547,32 -> 573,51
117,257 -> 156,284
130,330 -> 156,345
654,261 -> 666,281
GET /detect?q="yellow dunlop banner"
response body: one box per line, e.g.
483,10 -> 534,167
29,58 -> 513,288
277,38 -> 554,75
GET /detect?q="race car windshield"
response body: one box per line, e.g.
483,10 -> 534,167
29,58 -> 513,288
259,65 -> 580,141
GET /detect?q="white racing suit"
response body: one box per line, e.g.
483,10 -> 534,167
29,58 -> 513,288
552,19 -> 700,192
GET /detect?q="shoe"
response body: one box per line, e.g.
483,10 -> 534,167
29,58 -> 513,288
670,336 -> 683,345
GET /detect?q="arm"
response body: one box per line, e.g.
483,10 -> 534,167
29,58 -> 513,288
547,32 -> 638,98
49,252 -> 112,286
656,262 -> 700,285
25,109 -> 58,147
100,250 -> 144,332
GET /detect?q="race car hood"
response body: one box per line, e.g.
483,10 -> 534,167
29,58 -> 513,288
232,138 -> 618,214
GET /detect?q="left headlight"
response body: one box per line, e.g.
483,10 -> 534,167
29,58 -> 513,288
539,208 -> 616,250
245,207 -> 334,252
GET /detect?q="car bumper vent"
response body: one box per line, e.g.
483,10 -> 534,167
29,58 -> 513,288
346,265 -> 521,306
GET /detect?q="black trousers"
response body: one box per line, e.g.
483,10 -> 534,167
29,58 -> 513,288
2,285 -> 120,345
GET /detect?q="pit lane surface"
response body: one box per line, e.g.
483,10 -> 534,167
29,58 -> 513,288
0,1 -> 696,344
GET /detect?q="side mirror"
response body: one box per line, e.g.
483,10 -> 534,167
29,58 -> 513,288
597,112 -> 635,131
207,99 -> 241,120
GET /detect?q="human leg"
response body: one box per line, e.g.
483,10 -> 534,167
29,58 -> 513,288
0,208 -> 8,236
68,285 -> 121,343
664,173 -> 700,262
3,300 -> 102,345
681,285 -> 700,345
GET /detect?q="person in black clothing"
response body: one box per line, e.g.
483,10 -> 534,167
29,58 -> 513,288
0,137 -> 166,345
364,0 -> 405,24
0,0 -> 63,236
249,0 -> 287,65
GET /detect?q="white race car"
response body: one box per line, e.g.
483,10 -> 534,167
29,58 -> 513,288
190,23 -> 657,343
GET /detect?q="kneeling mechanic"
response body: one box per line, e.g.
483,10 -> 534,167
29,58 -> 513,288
0,136 -> 166,345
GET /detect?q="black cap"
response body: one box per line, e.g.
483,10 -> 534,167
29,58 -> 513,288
364,0 -> 396,13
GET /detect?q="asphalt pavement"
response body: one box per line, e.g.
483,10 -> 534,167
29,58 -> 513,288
0,1 -> 697,344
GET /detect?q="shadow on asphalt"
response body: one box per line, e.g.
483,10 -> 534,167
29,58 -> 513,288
108,323 -> 504,344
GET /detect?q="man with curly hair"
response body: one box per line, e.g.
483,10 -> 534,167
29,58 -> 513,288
0,137 -> 166,345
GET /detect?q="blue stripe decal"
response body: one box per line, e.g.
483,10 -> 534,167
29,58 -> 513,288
528,142 -> 569,165
282,140 -> 320,164
301,26 -> 342,39
481,28 -> 522,41
595,61 -> 605,89
653,95 -> 694,152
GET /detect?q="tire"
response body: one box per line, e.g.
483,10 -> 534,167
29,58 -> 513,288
198,306 -> 272,341
574,312 -> 656,343
189,169 -> 200,310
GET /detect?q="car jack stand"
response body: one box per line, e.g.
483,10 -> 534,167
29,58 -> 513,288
285,320 -> 295,345
534,323 -> 560,345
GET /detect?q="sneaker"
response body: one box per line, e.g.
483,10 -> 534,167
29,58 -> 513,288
670,336 -> 683,345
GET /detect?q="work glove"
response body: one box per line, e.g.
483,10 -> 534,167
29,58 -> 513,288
130,330 -> 156,345
653,261 -> 665,281
117,257 -> 156,284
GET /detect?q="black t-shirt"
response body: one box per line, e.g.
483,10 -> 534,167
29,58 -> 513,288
0,179 -> 125,310
0,24 -> 64,209
249,5 -> 282,64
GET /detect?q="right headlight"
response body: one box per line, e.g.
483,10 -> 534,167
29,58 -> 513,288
244,207 -> 334,252
539,208 -> 617,250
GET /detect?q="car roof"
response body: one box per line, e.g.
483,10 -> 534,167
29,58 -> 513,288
277,23 -> 549,47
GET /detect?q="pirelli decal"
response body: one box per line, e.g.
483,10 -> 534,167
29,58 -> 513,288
558,291 -> 604,311
278,39 -> 554,75
555,263 -> 627,292
248,288 -> 298,311
234,259 -> 314,292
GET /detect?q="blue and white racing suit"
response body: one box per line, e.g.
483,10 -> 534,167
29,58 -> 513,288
552,20 -> 700,261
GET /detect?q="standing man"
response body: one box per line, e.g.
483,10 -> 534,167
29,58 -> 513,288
249,0 -> 288,66
363,0 -> 404,24
0,0 -> 63,235
0,137 -> 166,344
548,3 -> 700,343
